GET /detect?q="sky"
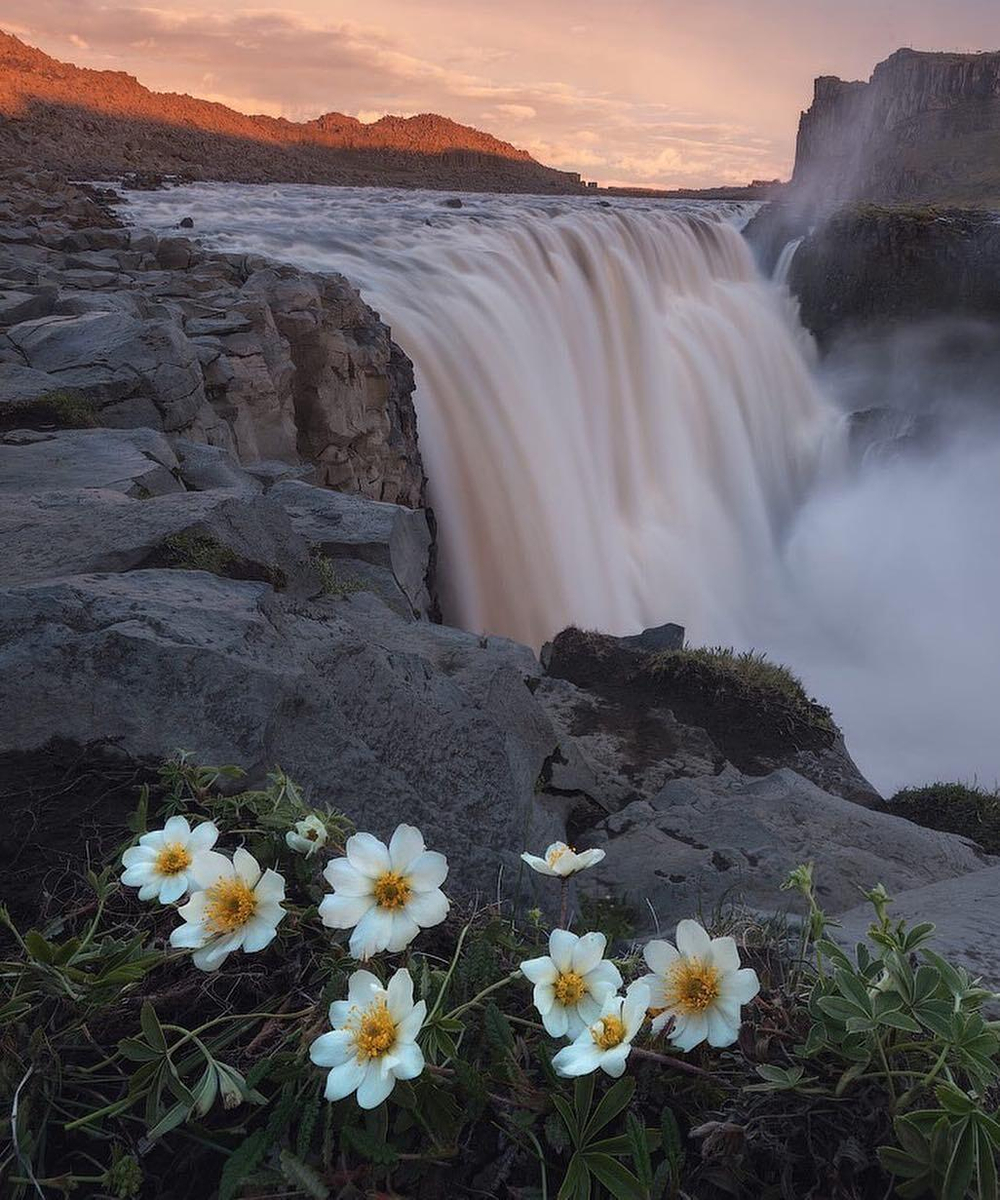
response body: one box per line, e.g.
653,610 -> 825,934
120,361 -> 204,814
2,0 -> 998,187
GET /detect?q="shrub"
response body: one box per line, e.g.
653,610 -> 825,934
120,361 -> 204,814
885,782 -> 1000,853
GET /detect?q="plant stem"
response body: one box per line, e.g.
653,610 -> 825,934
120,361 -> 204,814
560,878 -> 569,929
445,971 -> 521,1020
427,919 -> 473,1024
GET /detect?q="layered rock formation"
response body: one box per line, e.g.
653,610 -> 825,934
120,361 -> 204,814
1,174 -> 996,982
0,31 -> 583,194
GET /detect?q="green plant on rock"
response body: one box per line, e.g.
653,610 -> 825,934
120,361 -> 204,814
886,782 -> 1000,854
311,550 -> 367,598
158,531 -> 238,575
1,389 -> 98,431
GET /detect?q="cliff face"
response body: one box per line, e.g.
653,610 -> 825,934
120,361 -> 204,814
792,48 -> 1000,209
0,31 -> 582,194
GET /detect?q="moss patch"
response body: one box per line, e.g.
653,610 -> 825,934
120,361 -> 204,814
885,782 -> 1000,853
149,531 -> 287,589
0,389 -> 98,431
312,550 -> 367,598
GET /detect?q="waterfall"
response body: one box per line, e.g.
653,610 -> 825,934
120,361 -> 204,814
125,184 -> 1000,793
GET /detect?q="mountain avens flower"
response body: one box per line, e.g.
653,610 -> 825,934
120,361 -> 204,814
552,981 -> 650,1078
169,848 -> 286,971
520,928 -> 622,1038
286,815 -> 329,858
120,815 -> 220,904
521,841 -> 605,877
310,967 -> 426,1108
636,919 -> 760,1050
319,824 -> 449,960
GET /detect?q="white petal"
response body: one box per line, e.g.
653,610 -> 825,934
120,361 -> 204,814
346,832 -> 391,877
162,815 -> 191,843
521,852 -> 557,877
574,848 -> 606,871
519,955 -> 558,985
721,967 -> 760,1004
319,893 -> 373,929
623,983 -> 651,1036
286,832 -> 309,855
706,1007 -> 740,1048
121,846 -> 156,867
406,851 -> 449,891
169,921 -> 207,949
328,1000 -> 353,1028
710,937 -> 741,974
386,911 -> 420,953
389,824 -> 425,872
324,1058 -> 365,1102
254,868 -> 285,904
675,919 -> 712,960
599,1043 -> 630,1078
542,1004 -> 570,1038
192,932 -> 243,972
233,848 -> 262,888
309,1029 -> 354,1068
650,1010 -> 674,1036
552,1042 -> 603,1077
188,821 -> 219,853
403,888 -> 449,929
548,929 -> 578,973
357,1061 -> 396,1109
347,970 -> 384,1007
138,830 -> 166,850
188,850 -> 233,890
534,982 -> 556,1015
585,960 -> 623,992
138,881 -> 160,902
644,939 -> 681,975
396,999 -> 426,1043
570,932 -> 607,976
158,874 -> 189,905
386,968 -> 415,1020
323,858 -> 373,897
390,1041 -> 424,1081
176,891 -> 207,923
563,1008 -> 586,1040
241,917 -> 279,953
121,864 -> 156,886
576,992 -> 604,1026
670,1012 -> 708,1052
349,907 -> 395,960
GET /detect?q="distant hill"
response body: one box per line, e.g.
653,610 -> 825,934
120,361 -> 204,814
0,30 -> 583,193
792,47 -> 1000,210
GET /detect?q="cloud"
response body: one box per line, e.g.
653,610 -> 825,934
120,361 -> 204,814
492,103 -> 536,121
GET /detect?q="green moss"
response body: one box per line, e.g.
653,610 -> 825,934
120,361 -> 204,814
645,646 -> 835,738
1,389 -> 98,430
159,531 -> 238,575
312,551 -> 367,598
885,782 -> 1000,853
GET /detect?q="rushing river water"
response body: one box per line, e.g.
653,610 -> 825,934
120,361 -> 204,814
127,184 -> 1000,795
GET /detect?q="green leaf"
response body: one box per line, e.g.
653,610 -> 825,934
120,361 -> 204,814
219,1132 -> 269,1200
977,1123 -> 999,1200
661,1106 -> 683,1167
575,1074 -> 595,1127
118,1037 -> 162,1063
342,1123 -> 400,1166
877,1009 -> 922,1033
145,1100 -> 189,1142
140,1002 -> 167,1053
583,1152 -> 647,1200
943,1118 -> 976,1200
24,930 -> 53,963
279,1149 -> 330,1199
483,1001 -> 515,1058
583,1076 -> 634,1143
557,1153 -> 589,1200
552,1094 -> 580,1148
626,1111 -> 653,1189
816,996 -> 867,1023
834,968 -> 874,1016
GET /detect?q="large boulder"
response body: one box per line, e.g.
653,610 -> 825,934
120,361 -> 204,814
588,767 -> 992,933
0,571 -> 562,895
0,427 -> 183,496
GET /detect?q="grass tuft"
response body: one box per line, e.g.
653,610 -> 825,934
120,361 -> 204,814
885,781 -> 1000,853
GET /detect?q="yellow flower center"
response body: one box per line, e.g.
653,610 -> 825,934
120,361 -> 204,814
305,828 -> 319,841
154,842 -> 192,876
666,958 -> 721,1014
204,878 -> 258,933
372,870 -> 411,910
353,1001 -> 397,1060
547,844 -> 572,867
553,970 -> 587,1006
592,1014 -> 626,1050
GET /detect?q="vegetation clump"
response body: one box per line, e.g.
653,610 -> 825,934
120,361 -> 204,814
1,755 -> 998,1199
154,532 -> 287,589
886,781 -> 1000,853
0,389 -> 98,431
311,550 -> 367,598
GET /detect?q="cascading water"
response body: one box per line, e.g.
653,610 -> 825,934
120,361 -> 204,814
126,184 -> 1000,794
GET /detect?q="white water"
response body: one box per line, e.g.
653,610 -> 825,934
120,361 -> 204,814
127,184 -> 1000,794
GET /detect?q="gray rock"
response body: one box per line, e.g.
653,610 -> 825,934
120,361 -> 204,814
271,478 -> 433,619
0,488 -> 308,587
619,623 -> 686,652
0,286 -> 56,326
172,439 -> 264,494
835,866 -> 1000,991
0,427 -> 183,496
0,362 -> 63,411
5,312 -> 206,431
590,768 -> 991,932
0,571 -> 562,897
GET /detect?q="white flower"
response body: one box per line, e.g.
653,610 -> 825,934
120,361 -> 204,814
319,824 -> 449,960
309,967 -> 426,1108
552,982 -> 650,1078
169,848 -> 286,971
519,929 -> 622,1038
286,815 -> 329,858
636,919 -> 760,1051
521,842 -> 605,878
120,815 -> 220,904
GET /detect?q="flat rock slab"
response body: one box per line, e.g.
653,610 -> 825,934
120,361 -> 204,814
590,767 -> 991,932
835,866 -> 1000,991
0,427 -> 183,496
